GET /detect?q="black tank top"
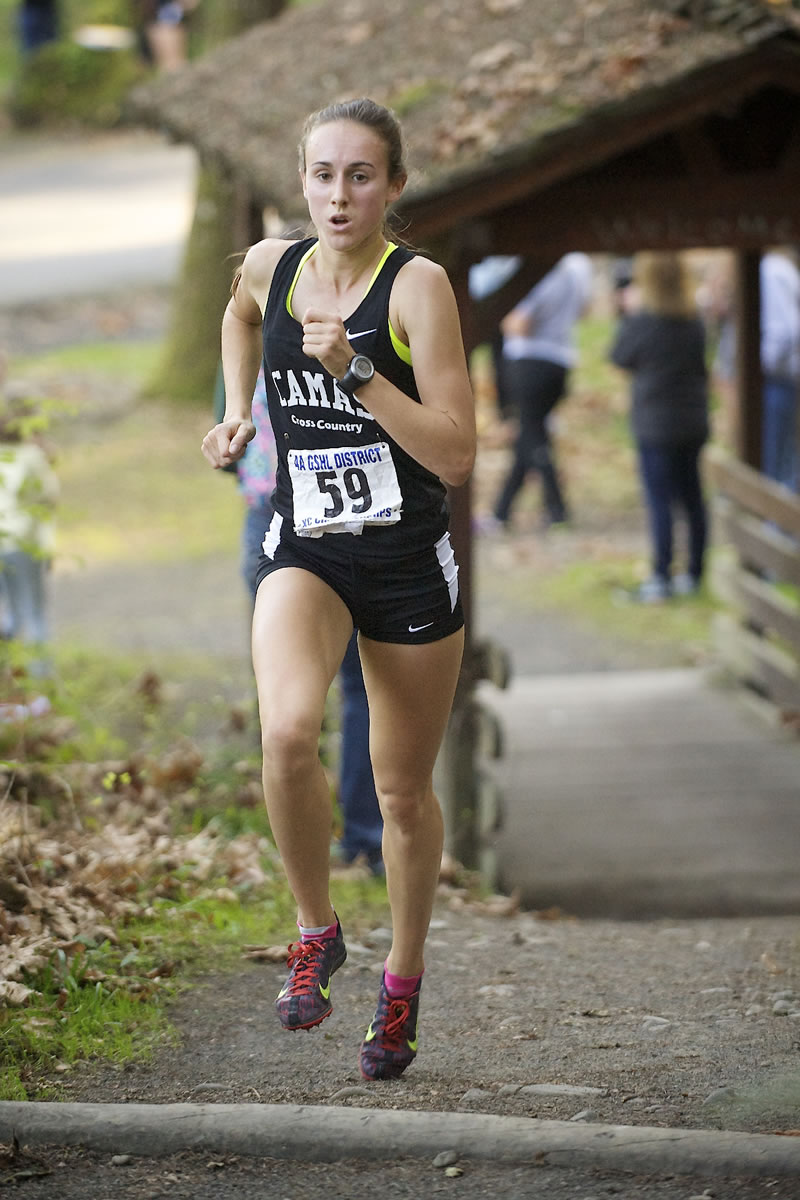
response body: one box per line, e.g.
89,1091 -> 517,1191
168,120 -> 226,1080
262,237 -> 449,556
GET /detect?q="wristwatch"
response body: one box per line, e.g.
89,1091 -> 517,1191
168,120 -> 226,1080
339,354 -> 375,393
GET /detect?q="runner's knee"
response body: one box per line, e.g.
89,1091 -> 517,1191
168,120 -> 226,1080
378,784 -> 433,835
261,709 -> 321,780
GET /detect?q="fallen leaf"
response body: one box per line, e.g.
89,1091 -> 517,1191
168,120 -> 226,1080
241,944 -> 288,962
0,980 -> 33,1006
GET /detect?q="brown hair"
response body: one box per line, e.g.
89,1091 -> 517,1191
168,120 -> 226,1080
635,252 -> 696,319
231,100 -> 411,297
298,97 -> 407,184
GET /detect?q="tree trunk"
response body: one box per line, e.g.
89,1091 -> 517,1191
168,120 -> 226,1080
147,0 -> 288,405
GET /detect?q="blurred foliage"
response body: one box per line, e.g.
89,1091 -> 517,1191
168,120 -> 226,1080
1,0 -> 145,118
9,37 -> 145,128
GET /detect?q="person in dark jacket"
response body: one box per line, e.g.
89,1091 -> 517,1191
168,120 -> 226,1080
610,252 -> 710,602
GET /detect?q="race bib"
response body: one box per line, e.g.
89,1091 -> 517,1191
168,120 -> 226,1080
288,442 -> 403,536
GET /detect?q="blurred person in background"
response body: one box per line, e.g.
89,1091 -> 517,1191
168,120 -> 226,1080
700,249 -> 799,491
18,0 -> 58,54
0,387 -> 59,665
610,251 -> 710,603
482,252 -> 593,533
759,248 -> 800,492
132,0 -> 197,70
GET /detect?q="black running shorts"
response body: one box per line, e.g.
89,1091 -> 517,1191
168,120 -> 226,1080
254,512 -> 464,645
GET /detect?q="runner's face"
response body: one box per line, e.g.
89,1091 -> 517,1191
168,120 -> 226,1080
302,120 -> 404,247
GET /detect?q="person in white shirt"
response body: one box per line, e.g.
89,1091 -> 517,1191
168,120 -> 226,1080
0,390 -> 59,648
488,253 -> 593,530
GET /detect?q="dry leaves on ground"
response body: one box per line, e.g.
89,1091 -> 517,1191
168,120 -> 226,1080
0,748 -> 277,1007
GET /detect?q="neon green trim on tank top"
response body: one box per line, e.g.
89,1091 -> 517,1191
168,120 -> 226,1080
285,242 -> 318,318
389,320 -> 412,364
286,240 -> 412,363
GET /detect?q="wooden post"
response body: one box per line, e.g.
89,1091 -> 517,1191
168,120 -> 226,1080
431,245 -> 511,876
433,254 -> 480,869
734,249 -> 762,470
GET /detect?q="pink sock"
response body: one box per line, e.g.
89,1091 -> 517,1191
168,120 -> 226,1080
299,918 -> 338,942
384,963 -> 423,998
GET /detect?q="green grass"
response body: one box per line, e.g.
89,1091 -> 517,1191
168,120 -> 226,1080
565,315 -> 649,517
55,402 -> 243,565
1,970 -> 172,1101
532,556 -> 720,660
12,338 -> 243,567
17,339 -> 163,379
0,641 -> 259,765
1,876 -> 389,1101
0,0 -> 18,97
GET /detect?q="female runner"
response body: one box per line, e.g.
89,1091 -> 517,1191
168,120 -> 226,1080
202,98 -> 476,1079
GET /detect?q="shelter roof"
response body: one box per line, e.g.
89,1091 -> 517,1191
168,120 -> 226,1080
129,0 -> 800,224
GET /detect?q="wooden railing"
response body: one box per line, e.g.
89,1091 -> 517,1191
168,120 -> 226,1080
707,448 -> 800,728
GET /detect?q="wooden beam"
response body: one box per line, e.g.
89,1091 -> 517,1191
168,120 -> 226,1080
674,123 -> 726,179
714,558 -> 800,657
714,612 -> 800,714
734,250 -> 762,469
480,170 -> 800,256
777,119 -> 800,174
715,498 -> 800,587
707,447 -> 800,535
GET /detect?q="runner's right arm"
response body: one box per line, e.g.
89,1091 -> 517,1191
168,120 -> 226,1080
201,240 -> 287,469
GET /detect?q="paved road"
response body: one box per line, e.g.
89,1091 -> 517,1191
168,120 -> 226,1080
0,128 -> 196,304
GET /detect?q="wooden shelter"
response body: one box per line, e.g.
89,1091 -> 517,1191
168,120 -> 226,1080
131,0 -> 800,868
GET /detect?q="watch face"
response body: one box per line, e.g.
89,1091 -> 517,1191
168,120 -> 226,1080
352,355 -> 374,381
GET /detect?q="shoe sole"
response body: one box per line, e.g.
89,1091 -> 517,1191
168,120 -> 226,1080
359,1060 -> 413,1080
280,1004 -> 333,1032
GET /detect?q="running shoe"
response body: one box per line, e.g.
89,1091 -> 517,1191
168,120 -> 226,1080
672,572 -> 702,596
275,921 -> 347,1031
359,975 -> 420,1080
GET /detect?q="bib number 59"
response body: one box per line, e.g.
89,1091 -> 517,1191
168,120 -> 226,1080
317,468 -> 372,517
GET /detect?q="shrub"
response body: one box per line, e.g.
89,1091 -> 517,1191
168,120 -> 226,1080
10,39 -> 144,128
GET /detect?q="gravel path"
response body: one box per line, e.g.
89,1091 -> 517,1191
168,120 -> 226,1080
7,907 -> 800,1199
57,908 -> 800,1135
